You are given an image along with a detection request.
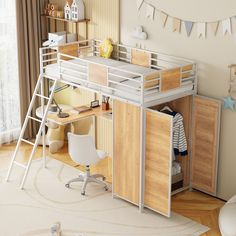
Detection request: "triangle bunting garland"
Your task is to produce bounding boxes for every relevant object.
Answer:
[137,0,144,10]
[222,18,232,35]
[210,21,219,35]
[146,4,154,20]
[137,1,236,38]
[160,12,168,27]
[184,21,194,37]
[173,18,181,32]
[197,23,206,38]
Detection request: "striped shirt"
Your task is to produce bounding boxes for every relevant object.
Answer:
[172,112,188,156]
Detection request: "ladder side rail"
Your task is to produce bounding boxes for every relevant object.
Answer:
[5,76,43,182]
[19,79,58,189]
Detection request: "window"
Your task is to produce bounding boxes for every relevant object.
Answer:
[0,0,20,144]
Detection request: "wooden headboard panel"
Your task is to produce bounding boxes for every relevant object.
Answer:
[58,44,79,60]
[131,49,150,68]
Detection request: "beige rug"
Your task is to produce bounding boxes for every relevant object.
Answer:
[0,158,209,236]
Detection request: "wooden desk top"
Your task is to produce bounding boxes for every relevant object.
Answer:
[47,107,112,125]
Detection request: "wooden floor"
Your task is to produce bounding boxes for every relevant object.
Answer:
[0,142,224,236]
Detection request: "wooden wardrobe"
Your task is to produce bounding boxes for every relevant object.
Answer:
[113,95,221,217]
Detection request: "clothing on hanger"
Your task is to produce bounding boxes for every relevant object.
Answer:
[172,112,188,156]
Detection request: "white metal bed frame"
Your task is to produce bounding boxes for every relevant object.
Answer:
[6,39,197,215]
[40,39,197,107]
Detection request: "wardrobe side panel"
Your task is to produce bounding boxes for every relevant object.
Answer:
[113,100,140,204]
[145,110,172,217]
[191,96,221,195]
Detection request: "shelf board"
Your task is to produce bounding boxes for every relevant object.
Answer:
[41,14,90,24]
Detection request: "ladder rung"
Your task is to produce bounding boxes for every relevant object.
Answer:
[36,94,49,100]
[28,116,42,123]
[21,139,35,146]
[13,161,27,169]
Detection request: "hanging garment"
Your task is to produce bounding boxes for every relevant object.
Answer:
[172,112,188,156]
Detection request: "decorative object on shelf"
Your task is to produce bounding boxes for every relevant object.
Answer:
[100,39,113,58]
[44,3,51,16]
[137,0,236,38]
[56,11,64,19]
[90,100,100,108]
[102,96,110,111]
[132,25,148,40]
[64,0,72,20]
[43,32,66,47]
[222,65,236,111]
[71,0,85,21]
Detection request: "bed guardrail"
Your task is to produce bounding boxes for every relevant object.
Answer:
[39,39,197,106]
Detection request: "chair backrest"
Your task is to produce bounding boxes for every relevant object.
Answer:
[67,133,100,166]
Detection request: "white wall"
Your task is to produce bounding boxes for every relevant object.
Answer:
[120,0,236,200]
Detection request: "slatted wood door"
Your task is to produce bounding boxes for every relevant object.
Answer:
[145,109,173,217]
[113,100,140,205]
[191,96,221,196]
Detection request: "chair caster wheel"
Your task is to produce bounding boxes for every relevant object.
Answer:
[65,184,70,188]
[81,191,85,195]
[104,186,109,191]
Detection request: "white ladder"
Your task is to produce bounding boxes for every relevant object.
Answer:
[5,75,58,189]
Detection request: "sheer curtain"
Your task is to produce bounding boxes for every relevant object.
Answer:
[0,0,20,144]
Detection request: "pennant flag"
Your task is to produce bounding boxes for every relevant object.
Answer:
[146,4,154,20]
[137,0,144,10]
[197,23,206,38]
[222,18,231,35]
[160,12,168,27]
[210,21,219,35]
[184,21,193,37]
[173,18,181,32]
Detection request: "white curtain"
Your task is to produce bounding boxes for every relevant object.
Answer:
[0,0,20,144]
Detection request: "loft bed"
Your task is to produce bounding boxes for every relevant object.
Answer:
[40,39,197,107]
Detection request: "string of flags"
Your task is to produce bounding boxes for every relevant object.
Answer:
[137,0,235,38]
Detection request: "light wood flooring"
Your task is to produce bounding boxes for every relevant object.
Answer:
[0,142,225,236]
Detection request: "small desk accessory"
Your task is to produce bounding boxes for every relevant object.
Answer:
[90,100,100,108]
[74,106,92,114]
[102,96,110,110]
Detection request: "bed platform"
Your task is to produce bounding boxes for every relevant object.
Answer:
[41,39,197,106]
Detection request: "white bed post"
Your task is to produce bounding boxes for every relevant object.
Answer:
[139,75,146,213]
[39,47,47,168]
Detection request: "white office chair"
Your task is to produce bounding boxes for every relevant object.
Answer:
[65,132,108,195]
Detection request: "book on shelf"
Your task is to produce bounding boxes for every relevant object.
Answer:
[73,106,92,114]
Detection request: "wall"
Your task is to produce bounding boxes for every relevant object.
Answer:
[120,0,236,200]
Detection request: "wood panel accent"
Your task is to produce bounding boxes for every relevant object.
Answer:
[191,96,221,195]
[145,110,172,217]
[113,100,140,204]
[58,44,78,60]
[144,72,160,88]
[161,68,181,92]
[131,49,150,67]
[88,63,108,86]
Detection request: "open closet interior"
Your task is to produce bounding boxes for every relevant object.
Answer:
[149,95,192,194]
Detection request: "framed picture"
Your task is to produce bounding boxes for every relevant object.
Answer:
[90,100,100,108]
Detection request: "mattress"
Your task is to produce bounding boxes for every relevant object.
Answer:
[44,56,194,103]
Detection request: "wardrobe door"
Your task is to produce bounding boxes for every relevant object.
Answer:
[191,96,221,196]
[145,109,173,217]
[113,100,140,205]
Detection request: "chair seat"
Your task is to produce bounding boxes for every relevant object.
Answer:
[97,150,107,159]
